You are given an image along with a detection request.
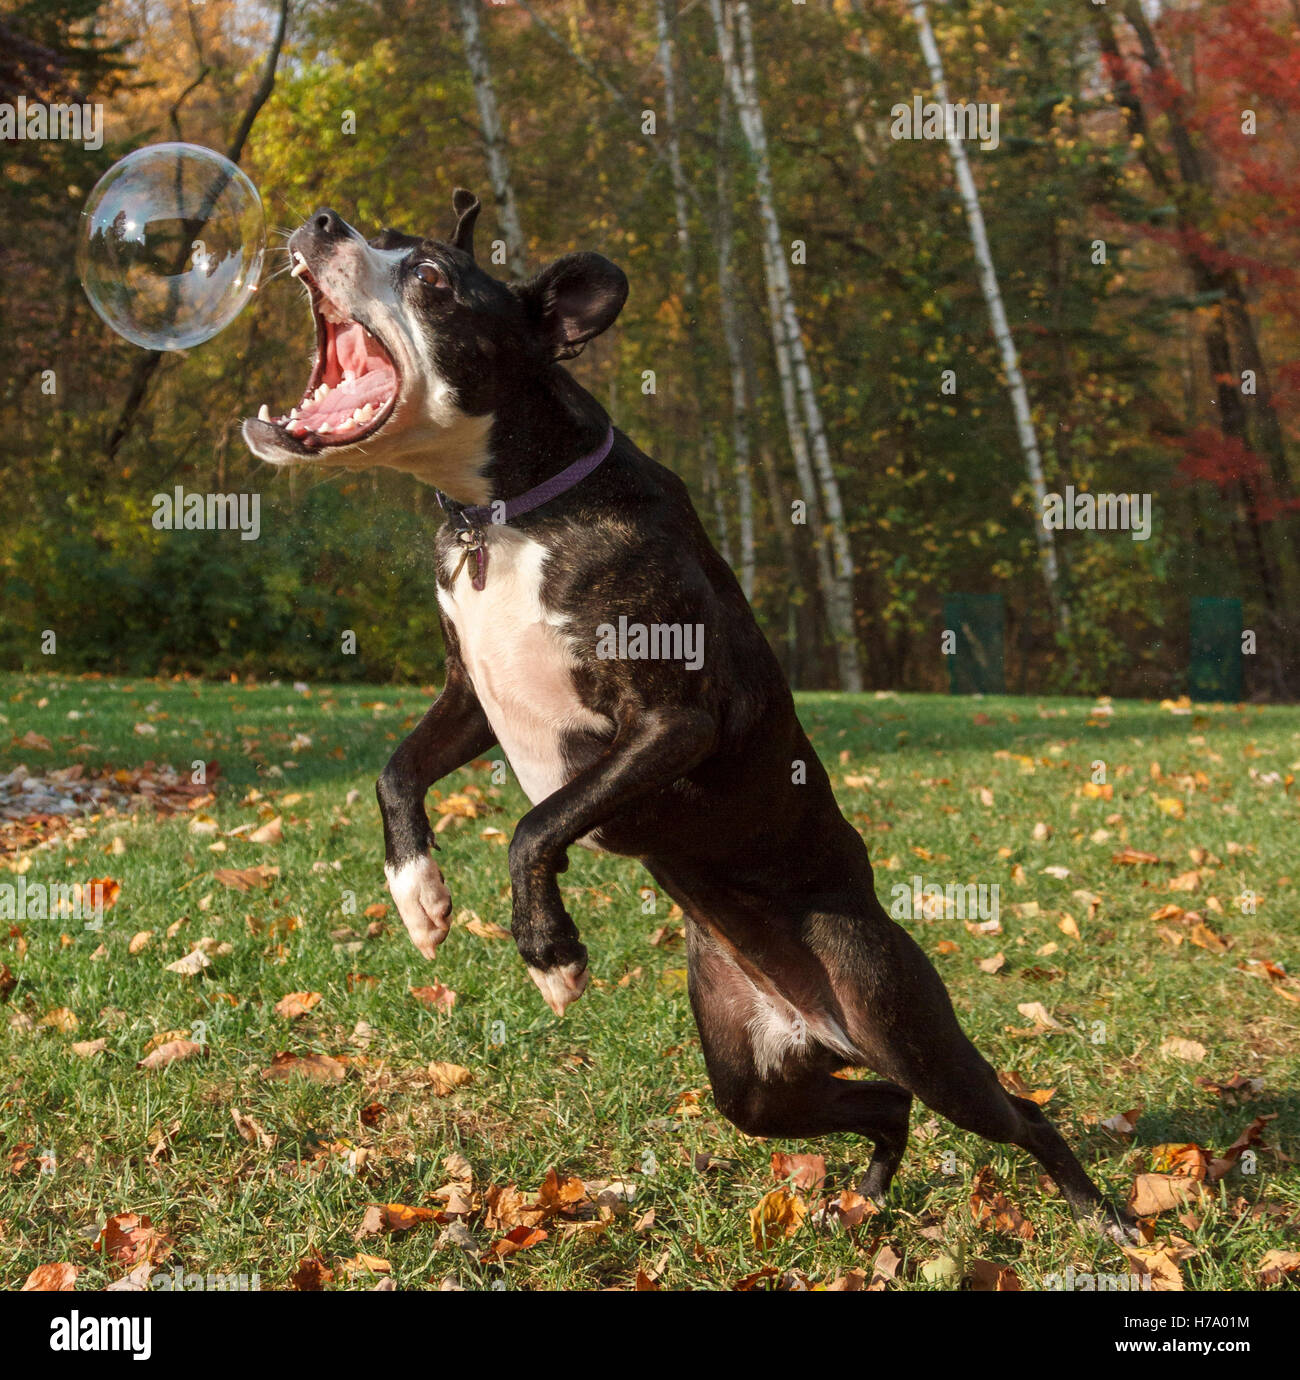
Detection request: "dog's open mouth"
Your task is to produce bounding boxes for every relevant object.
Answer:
[253,253,400,451]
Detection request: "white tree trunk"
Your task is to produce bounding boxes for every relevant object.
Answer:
[655,0,731,563]
[714,82,756,600]
[907,0,1067,633]
[456,0,527,281]
[712,0,863,690]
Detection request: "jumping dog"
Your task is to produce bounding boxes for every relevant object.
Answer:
[244,191,1116,1224]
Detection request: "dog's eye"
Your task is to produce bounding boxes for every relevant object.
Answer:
[414,261,448,289]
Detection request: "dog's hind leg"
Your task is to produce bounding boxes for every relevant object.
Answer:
[829,917,1110,1219]
[686,923,913,1203]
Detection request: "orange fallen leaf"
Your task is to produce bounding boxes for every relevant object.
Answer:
[770,1152,826,1193]
[410,982,457,1012]
[137,1039,204,1070]
[749,1187,807,1250]
[273,991,322,1019]
[261,1051,346,1083]
[22,1262,78,1291]
[95,1212,172,1266]
[426,1061,473,1096]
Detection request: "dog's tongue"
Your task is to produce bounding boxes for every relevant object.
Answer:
[335,320,383,378]
[296,319,397,430]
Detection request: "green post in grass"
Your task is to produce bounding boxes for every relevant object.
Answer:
[1189,596,1243,702]
[942,593,1005,695]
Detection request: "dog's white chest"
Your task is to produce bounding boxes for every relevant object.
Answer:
[436,529,608,804]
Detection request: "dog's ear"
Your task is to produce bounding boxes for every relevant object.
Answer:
[450,188,481,258]
[517,252,628,359]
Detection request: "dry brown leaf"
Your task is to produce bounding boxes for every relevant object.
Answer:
[410,982,457,1012]
[770,1152,826,1193]
[212,864,279,892]
[970,1167,1034,1239]
[426,1061,473,1096]
[95,1212,172,1266]
[22,1262,78,1291]
[261,1051,346,1083]
[273,991,322,1019]
[749,1187,807,1250]
[1160,1036,1207,1063]
[247,816,283,844]
[136,1039,203,1070]
[1129,1174,1206,1216]
[1257,1249,1300,1286]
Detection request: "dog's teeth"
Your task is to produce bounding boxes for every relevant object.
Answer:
[289,407,299,419]
[257,404,271,422]
[314,384,329,401]
[317,421,332,434]
[289,252,307,279]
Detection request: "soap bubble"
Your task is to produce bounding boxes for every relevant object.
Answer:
[77,142,265,351]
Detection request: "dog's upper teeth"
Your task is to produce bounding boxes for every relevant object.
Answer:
[290,252,308,279]
[257,404,271,422]
[314,384,330,401]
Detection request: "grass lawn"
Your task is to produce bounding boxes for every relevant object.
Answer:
[1,673,1297,1291]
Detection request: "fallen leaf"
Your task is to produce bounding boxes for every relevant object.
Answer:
[1257,1249,1300,1287]
[1160,1037,1207,1063]
[970,1167,1034,1239]
[22,1262,78,1291]
[95,1212,172,1266]
[137,1039,204,1070]
[261,1051,346,1083]
[749,1187,807,1250]
[410,982,457,1012]
[770,1152,826,1193]
[1129,1174,1205,1216]
[248,816,283,844]
[273,991,322,1019]
[212,864,279,892]
[426,1061,473,1096]
[70,1038,107,1058]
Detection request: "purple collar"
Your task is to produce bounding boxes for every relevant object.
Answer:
[435,424,615,591]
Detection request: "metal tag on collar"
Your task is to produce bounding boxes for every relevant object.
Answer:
[451,525,488,591]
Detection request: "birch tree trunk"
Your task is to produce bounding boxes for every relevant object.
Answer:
[907,0,1067,635]
[655,0,731,563]
[710,0,863,690]
[714,82,756,600]
[456,0,527,281]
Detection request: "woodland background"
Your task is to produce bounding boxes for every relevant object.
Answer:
[1,0,1298,695]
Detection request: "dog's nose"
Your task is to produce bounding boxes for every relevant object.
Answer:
[309,207,348,238]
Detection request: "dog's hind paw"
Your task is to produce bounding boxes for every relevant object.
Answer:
[528,960,589,1017]
[385,855,453,960]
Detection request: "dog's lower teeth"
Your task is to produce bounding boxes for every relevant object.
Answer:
[317,421,332,434]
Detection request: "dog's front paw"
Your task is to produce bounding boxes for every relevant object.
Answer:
[527,959,589,1017]
[385,855,453,960]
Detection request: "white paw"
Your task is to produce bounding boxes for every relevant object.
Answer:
[527,961,589,1017]
[385,856,452,960]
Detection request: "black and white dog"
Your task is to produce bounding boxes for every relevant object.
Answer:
[244,192,1115,1222]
